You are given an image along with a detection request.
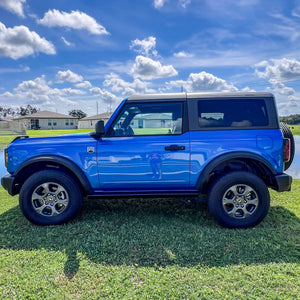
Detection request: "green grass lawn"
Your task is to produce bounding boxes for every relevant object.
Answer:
[0,129,91,147]
[0,185,299,299]
[289,125,300,136]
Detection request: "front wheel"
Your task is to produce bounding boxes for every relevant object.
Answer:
[19,170,82,225]
[207,172,270,228]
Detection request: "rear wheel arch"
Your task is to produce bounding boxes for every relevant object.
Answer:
[196,152,277,194]
[15,156,91,195]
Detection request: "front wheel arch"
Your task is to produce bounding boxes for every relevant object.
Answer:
[14,155,92,195]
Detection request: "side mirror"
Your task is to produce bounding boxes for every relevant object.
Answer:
[95,120,105,135]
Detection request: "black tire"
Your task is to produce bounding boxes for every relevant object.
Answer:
[19,170,82,225]
[207,171,270,228]
[280,123,295,171]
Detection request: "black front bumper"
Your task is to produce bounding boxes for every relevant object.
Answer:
[273,173,293,192]
[1,174,19,196]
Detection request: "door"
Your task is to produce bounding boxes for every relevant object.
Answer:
[97,101,190,191]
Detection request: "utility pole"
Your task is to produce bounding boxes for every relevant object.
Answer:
[96,101,98,115]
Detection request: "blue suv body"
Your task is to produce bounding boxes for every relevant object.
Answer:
[1,92,293,228]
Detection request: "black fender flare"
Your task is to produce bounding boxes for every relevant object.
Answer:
[15,155,92,193]
[196,151,277,193]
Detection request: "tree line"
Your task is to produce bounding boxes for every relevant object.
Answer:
[0,104,40,118]
[0,105,87,119]
[279,114,300,125]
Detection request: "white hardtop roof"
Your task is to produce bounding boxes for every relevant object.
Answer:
[127,92,274,101]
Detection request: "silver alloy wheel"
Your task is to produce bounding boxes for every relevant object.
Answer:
[222,184,259,219]
[31,182,69,217]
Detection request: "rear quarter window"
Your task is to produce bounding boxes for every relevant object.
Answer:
[198,99,269,128]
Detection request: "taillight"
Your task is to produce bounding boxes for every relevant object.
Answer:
[283,138,291,162]
[4,148,8,168]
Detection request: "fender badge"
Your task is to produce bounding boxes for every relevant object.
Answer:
[87,147,95,153]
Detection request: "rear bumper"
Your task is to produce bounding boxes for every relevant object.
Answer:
[273,173,293,192]
[1,174,19,196]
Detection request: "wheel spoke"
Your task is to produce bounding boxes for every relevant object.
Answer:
[227,206,239,218]
[242,185,253,197]
[54,186,65,197]
[223,196,234,205]
[41,183,50,195]
[231,186,239,197]
[58,198,68,204]
[34,204,47,215]
[50,206,59,216]
[247,197,258,206]
[32,192,45,202]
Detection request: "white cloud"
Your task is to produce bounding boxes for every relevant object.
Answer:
[173,51,194,58]
[75,81,92,89]
[62,88,86,95]
[0,0,26,17]
[189,72,238,92]
[179,0,191,8]
[130,36,158,57]
[38,9,109,35]
[166,71,238,92]
[13,75,76,105]
[0,91,14,99]
[56,70,83,83]
[103,73,154,96]
[0,22,55,60]
[277,99,300,116]
[132,55,178,80]
[255,58,300,97]
[61,36,73,47]
[153,0,168,9]
[256,58,300,82]
[153,0,190,9]
[90,87,119,104]
[241,86,256,92]
[254,60,269,68]
[269,79,295,96]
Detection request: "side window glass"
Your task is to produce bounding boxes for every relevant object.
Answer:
[108,102,183,136]
[198,99,269,128]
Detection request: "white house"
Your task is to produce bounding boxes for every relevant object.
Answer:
[15,111,78,130]
[78,112,113,129]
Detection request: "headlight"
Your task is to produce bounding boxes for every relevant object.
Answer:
[4,148,8,168]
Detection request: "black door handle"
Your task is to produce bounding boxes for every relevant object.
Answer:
[165,145,185,151]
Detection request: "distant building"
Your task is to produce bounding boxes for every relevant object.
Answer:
[78,112,173,130]
[130,113,172,129]
[15,111,78,130]
[78,112,113,129]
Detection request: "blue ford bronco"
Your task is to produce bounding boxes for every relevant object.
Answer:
[1,92,294,228]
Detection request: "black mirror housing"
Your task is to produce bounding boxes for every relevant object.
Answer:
[95,120,105,135]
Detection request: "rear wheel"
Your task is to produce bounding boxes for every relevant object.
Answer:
[19,170,82,225]
[208,171,270,228]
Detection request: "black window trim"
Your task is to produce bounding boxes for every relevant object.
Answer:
[188,96,279,131]
[105,100,188,138]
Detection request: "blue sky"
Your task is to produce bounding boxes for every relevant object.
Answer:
[1,0,300,116]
